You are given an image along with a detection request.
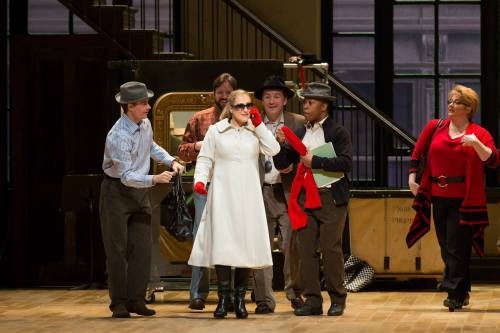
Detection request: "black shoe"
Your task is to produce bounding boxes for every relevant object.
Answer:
[443,298,463,312]
[294,304,323,316]
[327,303,345,316]
[112,304,131,318]
[290,297,304,310]
[255,303,274,314]
[443,292,469,308]
[188,298,205,310]
[126,302,156,316]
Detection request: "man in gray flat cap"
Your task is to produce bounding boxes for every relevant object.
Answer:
[100,81,184,318]
[273,82,352,317]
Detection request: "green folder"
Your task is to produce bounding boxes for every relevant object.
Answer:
[311,142,344,187]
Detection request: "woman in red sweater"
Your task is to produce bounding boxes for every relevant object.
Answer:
[406,84,498,311]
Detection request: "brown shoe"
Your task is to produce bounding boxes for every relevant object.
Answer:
[126,302,156,316]
[189,298,205,310]
[112,304,131,318]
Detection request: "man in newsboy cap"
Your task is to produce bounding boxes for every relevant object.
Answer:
[273,82,353,317]
[100,81,184,318]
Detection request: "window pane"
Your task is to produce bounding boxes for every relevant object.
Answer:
[29,0,69,34]
[393,79,435,136]
[333,0,374,33]
[73,15,96,34]
[439,5,480,74]
[332,37,375,103]
[440,79,481,122]
[394,5,435,74]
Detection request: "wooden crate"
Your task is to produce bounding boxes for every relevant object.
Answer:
[349,197,443,277]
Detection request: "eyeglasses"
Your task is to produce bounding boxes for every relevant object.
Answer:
[232,102,254,111]
[447,99,468,106]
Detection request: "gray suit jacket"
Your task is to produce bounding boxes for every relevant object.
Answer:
[259,111,306,200]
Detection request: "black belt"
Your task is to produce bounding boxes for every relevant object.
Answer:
[104,174,121,182]
[431,175,465,188]
[263,183,282,188]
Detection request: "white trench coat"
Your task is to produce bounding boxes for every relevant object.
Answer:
[188,118,280,268]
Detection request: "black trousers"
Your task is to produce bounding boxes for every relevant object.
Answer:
[432,196,472,301]
[99,177,152,310]
[298,190,347,306]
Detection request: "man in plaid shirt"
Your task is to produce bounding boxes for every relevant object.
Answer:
[178,73,237,311]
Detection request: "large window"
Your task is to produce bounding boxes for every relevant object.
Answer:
[332,0,481,136]
[332,0,375,104]
[394,0,481,136]
[331,0,483,187]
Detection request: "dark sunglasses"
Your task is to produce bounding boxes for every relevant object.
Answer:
[232,102,254,111]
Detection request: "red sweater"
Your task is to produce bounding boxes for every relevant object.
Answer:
[428,127,467,197]
[406,119,499,255]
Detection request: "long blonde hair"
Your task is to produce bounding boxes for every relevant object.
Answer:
[219,89,251,120]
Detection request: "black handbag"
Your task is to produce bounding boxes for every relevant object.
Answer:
[161,174,193,242]
[415,119,444,184]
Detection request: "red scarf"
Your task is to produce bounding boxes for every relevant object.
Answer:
[406,121,499,256]
[281,126,322,230]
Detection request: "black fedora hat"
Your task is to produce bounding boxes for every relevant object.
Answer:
[115,81,154,104]
[255,75,294,100]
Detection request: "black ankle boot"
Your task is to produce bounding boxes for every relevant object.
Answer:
[234,288,248,318]
[234,268,249,319]
[214,265,232,319]
[214,285,231,318]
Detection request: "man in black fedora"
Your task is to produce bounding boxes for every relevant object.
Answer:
[273,82,352,316]
[252,75,305,314]
[100,81,184,318]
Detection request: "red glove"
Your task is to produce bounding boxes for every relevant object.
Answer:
[194,182,208,195]
[249,107,262,127]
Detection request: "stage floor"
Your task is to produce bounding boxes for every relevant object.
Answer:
[2,286,500,333]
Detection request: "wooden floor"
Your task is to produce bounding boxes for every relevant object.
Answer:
[2,286,500,333]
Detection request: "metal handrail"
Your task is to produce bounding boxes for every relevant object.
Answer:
[325,71,416,148]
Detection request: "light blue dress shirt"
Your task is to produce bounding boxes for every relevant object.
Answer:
[103,113,175,188]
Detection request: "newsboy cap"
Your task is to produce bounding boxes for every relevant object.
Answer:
[115,81,154,104]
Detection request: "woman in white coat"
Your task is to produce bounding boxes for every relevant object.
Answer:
[189,89,280,319]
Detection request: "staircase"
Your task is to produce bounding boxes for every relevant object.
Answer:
[60,0,416,188]
[58,0,192,60]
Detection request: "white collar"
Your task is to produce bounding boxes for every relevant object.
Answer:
[214,118,255,133]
